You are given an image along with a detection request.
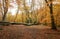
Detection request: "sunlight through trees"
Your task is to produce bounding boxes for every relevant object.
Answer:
[0,0,60,29]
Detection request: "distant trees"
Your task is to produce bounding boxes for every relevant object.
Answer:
[0,0,59,27]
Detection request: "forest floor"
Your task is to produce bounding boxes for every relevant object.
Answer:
[0,25,60,39]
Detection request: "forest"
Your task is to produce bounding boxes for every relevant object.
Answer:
[0,0,60,29]
[0,0,60,39]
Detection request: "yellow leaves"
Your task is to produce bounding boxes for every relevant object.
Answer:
[25,5,30,10]
[0,0,60,25]
[19,6,24,11]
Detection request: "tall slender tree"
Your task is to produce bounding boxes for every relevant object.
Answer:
[2,0,8,21]
[14,0,20,22]
[45,0,57,30]
[23,0,30,23]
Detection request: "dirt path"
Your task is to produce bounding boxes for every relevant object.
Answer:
[0,25,60,39]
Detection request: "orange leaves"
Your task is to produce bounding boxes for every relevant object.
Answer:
[16,0,21,5]
[0,3,2,7]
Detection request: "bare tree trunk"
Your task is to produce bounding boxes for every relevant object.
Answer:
[14,6,19,22]
[49,1,57,30]
[45,0,57,30]
[2,0,8,21]
[23,0,30,23]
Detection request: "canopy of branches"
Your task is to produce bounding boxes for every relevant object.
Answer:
[0,0,60,26]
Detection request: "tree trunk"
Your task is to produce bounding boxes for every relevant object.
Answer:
[2,12,7,21]
[45,0,57,30]
[2,0,8,21]
[49,1,57,30]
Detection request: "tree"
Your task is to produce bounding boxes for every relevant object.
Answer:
[14,0,20,22]
[2,0,9,21]
[45,0,57,30]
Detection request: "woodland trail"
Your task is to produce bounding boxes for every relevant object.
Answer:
[0,25,60,39]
